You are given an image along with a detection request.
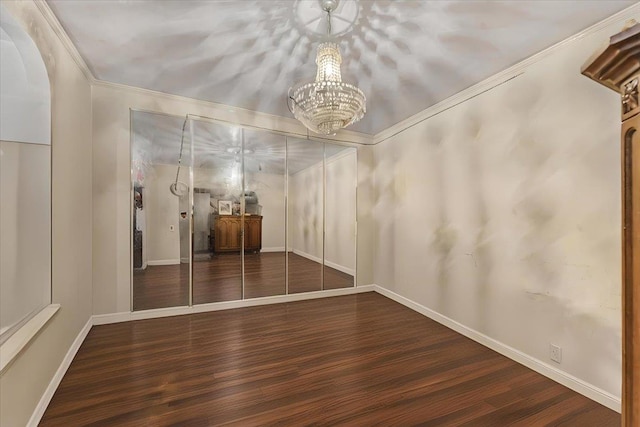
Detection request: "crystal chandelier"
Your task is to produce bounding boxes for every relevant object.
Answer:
[288,0,366,135]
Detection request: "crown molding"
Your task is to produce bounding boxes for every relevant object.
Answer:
[373,3,640,145]
[33,0,96,84]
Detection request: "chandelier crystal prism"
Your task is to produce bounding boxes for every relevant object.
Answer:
[288,0,366,135]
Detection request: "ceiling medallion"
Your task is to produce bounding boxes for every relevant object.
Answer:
[288,0,366,135]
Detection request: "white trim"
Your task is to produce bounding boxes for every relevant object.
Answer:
[93,285,374,325]
[147,259,180,266]
[33,0,95,84]
[0,304,60,373]
[292,248,355,276]
[324,260,355,277]
[372,3,640,144]
[292,248,322,264]
[325,148,355,165]
[372,285,622,413]
[26,317,92,427]
[261,246,286,253]
[288,148,355,178]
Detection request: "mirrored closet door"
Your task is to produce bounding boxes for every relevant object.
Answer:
[131,111,191,310]
[323,143,357,290]
[131,112,356,311]
[191,120,244,304]
[286,137,324,293]
[242,129,286,298]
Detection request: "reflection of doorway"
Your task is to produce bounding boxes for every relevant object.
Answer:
[582,22,639,426]
[133,185,144,269]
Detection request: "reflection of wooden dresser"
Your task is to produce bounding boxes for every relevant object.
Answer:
[213,215,262,253]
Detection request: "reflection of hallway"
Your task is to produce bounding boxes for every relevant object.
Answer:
[133,253,354,311]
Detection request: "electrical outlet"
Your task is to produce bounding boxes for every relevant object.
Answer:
[550,344,562,363]
[169,225,175,232]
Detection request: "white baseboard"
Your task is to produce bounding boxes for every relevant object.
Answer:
[324,259,355,276]
[372,285,622,413]
[93,285,375,325]
[291,249,355,276]
[261,246,285,253]
[291,248,321,263]
[147,259,180,266]
[27,317,93,427]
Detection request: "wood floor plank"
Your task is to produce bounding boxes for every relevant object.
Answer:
[40,293,619,426]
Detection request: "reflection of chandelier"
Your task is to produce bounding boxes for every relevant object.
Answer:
[288,0,366,135]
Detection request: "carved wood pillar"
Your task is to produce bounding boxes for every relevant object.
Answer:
[582,21,639,426]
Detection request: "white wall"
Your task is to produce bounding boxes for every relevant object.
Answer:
[356,145,374,285]
[0,1,93,426]
[372,13,634,399]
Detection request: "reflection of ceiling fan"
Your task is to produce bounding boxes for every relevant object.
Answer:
[294,0,359,38]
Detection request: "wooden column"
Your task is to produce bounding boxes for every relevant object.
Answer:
[582,21,639,426]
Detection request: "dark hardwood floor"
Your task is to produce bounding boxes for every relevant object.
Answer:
[133,252,354,311]
[41,293,619,426]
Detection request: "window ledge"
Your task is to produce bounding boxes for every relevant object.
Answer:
[0,304,60,373]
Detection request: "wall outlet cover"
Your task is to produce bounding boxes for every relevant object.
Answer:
[550,344,562,363]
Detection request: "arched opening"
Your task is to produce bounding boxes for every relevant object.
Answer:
[0,4,52,347]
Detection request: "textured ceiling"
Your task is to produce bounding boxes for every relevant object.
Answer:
[50,0,634,135]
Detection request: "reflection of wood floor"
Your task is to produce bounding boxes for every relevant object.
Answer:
[133,252,353,311]
[41,293,619,426]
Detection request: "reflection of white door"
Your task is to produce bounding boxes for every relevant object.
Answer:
[193,193,210,252]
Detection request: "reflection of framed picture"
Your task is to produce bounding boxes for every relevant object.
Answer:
[218,200,232,215]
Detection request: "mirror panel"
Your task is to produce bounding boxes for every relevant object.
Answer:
[242,129,286,298]
[191,120,243,304]
[131,111,190,310]
[131,112,358,307]
[0,141,51,340]
[287,137,324,293]
[323,143,357,289]
[0,4,52,344]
